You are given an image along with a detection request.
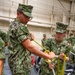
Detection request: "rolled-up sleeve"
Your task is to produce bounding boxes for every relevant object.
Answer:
[17,25,30,43]
[0,52,5,59]
[0,39,5,59]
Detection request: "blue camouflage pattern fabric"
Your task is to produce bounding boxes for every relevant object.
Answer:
[40,38,72,75]
[7,19,32,75]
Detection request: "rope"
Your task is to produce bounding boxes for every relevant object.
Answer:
[34,40,57,63]
[33,40,56,75]
[61,54,66,75]
[33,39,66,75]
[56,54,66,75]
[34,40,47,51]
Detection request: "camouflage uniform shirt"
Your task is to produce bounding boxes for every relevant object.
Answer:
[68,35,75,46]
[7,19,32,75]
[68,35,75,63]
[0,29,6,75]
[40,38,71,75]
[41,38,47,47]
[0,29,6,59]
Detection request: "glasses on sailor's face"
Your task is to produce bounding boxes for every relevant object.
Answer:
[22,13,33,21]
[26,16,33,21]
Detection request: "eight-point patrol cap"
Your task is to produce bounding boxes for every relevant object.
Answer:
[18,3,33,18]
[56,22,68,33]
[43,34,46,37]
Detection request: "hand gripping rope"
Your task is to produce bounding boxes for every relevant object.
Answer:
[56,54,66,75]
[33,39,67,75]
[33,40,56,75]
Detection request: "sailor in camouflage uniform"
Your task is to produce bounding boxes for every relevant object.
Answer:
[68,32,75,63]
[41,34,47,47]
[68,28,75,46]
[67,27,75,74]
[34,34,47,72]
[0,29,7,75]
[40,22,71,75]
[7,3,55,75]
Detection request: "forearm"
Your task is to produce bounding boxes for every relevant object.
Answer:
[27,45,52,59]
[0,60,4,75]
[22,39,55,60]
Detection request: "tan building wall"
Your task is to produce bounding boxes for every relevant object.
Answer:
[0,0,75,45]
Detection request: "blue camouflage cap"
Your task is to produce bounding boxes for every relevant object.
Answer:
[18,3,33,18]
[56,22,68,33]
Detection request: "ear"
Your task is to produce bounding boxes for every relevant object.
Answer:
[17,12,20,16]
[17,12,21,18]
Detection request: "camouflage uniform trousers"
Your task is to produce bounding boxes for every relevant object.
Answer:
[39,62,53,75]
[13,73,26,75]
[13,73,30,75]
[39,60,65,75]
[11,69,31,75]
